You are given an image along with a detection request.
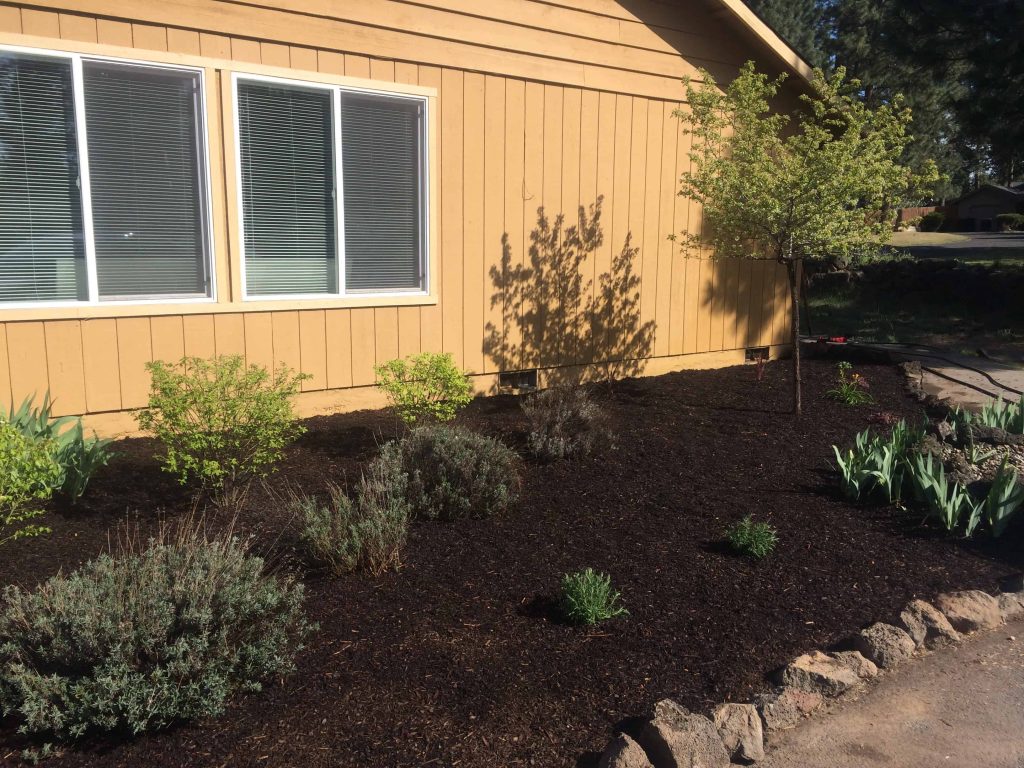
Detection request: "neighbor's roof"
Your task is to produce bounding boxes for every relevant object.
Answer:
[956,182,1024,203]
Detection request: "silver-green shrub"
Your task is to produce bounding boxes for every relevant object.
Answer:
[296,461,411,576]
[522,385,609,461]
[0,528,313,743]
[559,568,628,625]
[376,425,519,521]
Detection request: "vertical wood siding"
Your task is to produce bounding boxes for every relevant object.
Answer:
[0,0,793,420]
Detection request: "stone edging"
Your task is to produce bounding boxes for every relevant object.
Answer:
[596,580,1024,767]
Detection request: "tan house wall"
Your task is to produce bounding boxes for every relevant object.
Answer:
[0,0,798,436]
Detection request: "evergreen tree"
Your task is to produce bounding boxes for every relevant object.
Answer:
[745,0,827,68]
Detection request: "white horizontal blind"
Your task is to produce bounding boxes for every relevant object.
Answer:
[0,53,88,303]
[238,81,337,296]
[83,62,208,299]
[341,93,422,292]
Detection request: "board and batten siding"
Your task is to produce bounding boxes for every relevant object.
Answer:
[0,0,794,434]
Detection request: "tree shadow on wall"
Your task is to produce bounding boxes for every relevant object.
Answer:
[483,196,655,387]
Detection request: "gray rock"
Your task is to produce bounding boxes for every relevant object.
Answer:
[712,703,764,763]
[997,591,1024,622]
[935,590,1003,633]
[779,651,861,696]
[599,733,655,768]
[854,623,916,669]
[898,599,962,650]
[755,687,824,732]
[637,700,730,768]
[830,650,879,680]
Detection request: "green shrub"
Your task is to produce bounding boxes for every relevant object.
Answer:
[374,353,473,426]
[977,395,1024,435]
[832,421,924,503]
[724,515,778,558]
[995,213,1024,232]
[522,385,609,461]
[295,463,411,576]
[7,393,113,502]
[826,361,873,406]
[0,421,63,546]
[559,568,628,625]
[376,425,519,521]
[137,356,308,504]
[0,527,313,743]
[919,211,945,231]
[983,458,1024,538]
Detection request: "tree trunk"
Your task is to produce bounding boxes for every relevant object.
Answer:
[786,258,802,416]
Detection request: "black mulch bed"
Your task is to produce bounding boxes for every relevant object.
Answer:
[2,359,1022,767]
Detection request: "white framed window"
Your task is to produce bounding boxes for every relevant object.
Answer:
[0,45,215,307]
[233,73,429,299]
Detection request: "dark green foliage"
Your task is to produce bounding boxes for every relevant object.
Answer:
[559,568,628,626]
[0,528,313,743]
[522,385,609,461]
[724,515,779,559]
[295,462,411,576]
[996,213,1024,232]
[745,0,827,68]
[376,425,520,521]
[918,212,945,232]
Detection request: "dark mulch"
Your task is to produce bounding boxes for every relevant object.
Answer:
[2,360,1021,767]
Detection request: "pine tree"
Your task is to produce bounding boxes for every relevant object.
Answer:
[745,0,827,68]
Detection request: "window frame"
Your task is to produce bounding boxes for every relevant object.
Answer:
[231,71,431,302]
[0,43,218,310]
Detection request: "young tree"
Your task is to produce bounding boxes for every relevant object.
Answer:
[675,62,932,414]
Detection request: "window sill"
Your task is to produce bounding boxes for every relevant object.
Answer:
[0,292,438,322]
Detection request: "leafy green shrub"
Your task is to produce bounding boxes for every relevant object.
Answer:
[0,421,63,546]
[7,393,112,502]
[376,425,519,521]
[559,568,627,625]
[919,211,945,232]
[0,527,313,743]
[137,356,308,503]
[906,451,980,532]
[978,395,1024,435]
[522,385,609,461]
[295,462,411,576]
[826,361,873,406]
[995,213,1024,232]
[724,515,778,558]
[374,353,473,426]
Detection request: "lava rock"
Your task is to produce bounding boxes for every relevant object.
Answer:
[830,650,879,680]
[779,651,861,697]
[854,623,916,669]
[638,700,730,768]
[935,590,1003,633]
[712,703,764,763]
[898,599,962,650]
[599,733,655,768]
[755,687,824,732]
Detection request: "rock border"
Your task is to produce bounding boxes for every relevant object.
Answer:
[596,584,1024,767]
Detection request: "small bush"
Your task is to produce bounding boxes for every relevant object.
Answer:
[0,527,313,743]
[919,211,945,232]
[559,568,627,625]
[7,393,113,502]
[295,463,411,576]
[374,353,473,426]
[137,356,308,503]
[826,361,873,406]
[376,425,519,521]
[522,385,609,461]
[995,213,1024,232]
[724,515,778,559]
[0,421,63,546]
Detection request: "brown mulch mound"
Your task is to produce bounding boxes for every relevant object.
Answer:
[1,359,1020,767]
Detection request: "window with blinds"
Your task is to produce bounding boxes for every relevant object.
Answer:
[236,77,426,297]
[0,48,211,306]
[0,53,87,303]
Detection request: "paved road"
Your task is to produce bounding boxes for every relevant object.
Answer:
[760,619,1024,768]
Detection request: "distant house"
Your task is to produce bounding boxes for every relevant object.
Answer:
[954,183,1024,231]
[0,0,811,436]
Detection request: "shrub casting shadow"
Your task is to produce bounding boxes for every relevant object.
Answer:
[483,197,655,388]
